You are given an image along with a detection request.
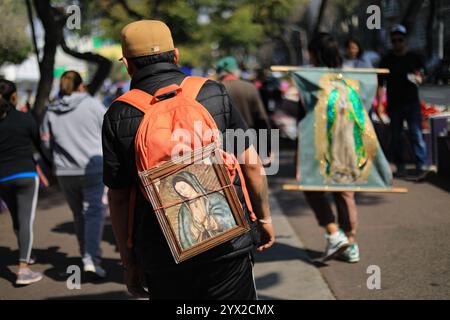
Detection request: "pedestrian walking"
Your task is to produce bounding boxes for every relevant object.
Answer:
[40,71,107,278]
[377,25,428,180]
[303,33,360,263]
[343,37,373,69]
[216,57,271,131]
[103,20,274,300]
[217,57,272,163]
[0,79,45,285]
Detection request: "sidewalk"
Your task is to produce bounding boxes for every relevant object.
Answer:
[253,194,334,300]
[0,185,334,300]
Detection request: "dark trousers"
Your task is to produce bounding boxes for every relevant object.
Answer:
[389,102,428,170]
[304,191,358,237]
[0,177,39,263]
[145,254,257,300]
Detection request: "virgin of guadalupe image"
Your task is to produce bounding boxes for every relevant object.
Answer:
[172,171,236,250]
[315,75,377,184]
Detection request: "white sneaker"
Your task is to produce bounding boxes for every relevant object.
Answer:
[83,256,106,278]
[323,229,350,261]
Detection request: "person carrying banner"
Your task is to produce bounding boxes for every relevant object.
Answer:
[103,20,274,300]
[303,33,360,263]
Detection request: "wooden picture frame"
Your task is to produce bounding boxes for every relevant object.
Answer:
[139,143,250,264]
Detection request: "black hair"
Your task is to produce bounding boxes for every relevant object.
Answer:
[345,37,364,59]
[130,50,176,69]
[0,79,17,119]
[59,70,83,97]
[0,79,17,102]
[308,32,343,68]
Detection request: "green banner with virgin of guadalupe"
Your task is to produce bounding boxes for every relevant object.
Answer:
[292,68,393,190]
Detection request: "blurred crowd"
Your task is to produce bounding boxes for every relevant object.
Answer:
[0,21,447,291]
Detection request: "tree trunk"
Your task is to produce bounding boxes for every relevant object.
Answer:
[32,0,63,122]
[32,0,112,121]
[314,0,329,34]
[25,0,40,63]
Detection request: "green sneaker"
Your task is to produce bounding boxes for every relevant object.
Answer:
[339,243,360,263]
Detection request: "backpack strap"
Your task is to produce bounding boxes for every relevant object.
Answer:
[180,76,208,100]
[114,89,154,248]
[114,89,153,113]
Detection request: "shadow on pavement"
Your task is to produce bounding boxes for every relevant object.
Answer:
[254,242,327,268]
[51,218,118,250]
[0,246,124,287]
[426,172,450,193]
[255,272,280,291]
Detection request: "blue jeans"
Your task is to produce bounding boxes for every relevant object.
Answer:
[389,101,428,171]
[58,174,105,265]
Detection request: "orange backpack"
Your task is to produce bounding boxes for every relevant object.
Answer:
[115,76,256,247]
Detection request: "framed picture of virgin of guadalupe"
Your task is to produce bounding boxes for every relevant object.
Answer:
[139,143,250,264]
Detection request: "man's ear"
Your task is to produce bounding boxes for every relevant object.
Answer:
[122,57,135,77]
[10,92,18,107]
[174,48,179,65]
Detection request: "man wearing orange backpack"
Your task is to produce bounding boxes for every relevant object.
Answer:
[102,20,274,300]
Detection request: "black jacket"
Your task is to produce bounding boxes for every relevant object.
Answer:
[0,108,40,179]
[102,63,257,272]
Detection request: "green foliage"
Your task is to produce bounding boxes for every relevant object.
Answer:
[0,0,32,66]
[333,0,361,17]
[208,4,265,53]
[251,0,300,37]
[88,0,302,67]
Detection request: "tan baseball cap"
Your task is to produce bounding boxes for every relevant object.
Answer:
[120,20,174,60]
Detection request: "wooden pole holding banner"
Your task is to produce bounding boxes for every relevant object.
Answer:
[282,184,408,193]
[271,66,390,74]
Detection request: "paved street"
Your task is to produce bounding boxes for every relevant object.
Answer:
[1,146,449,300]
[270,148,450,300]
